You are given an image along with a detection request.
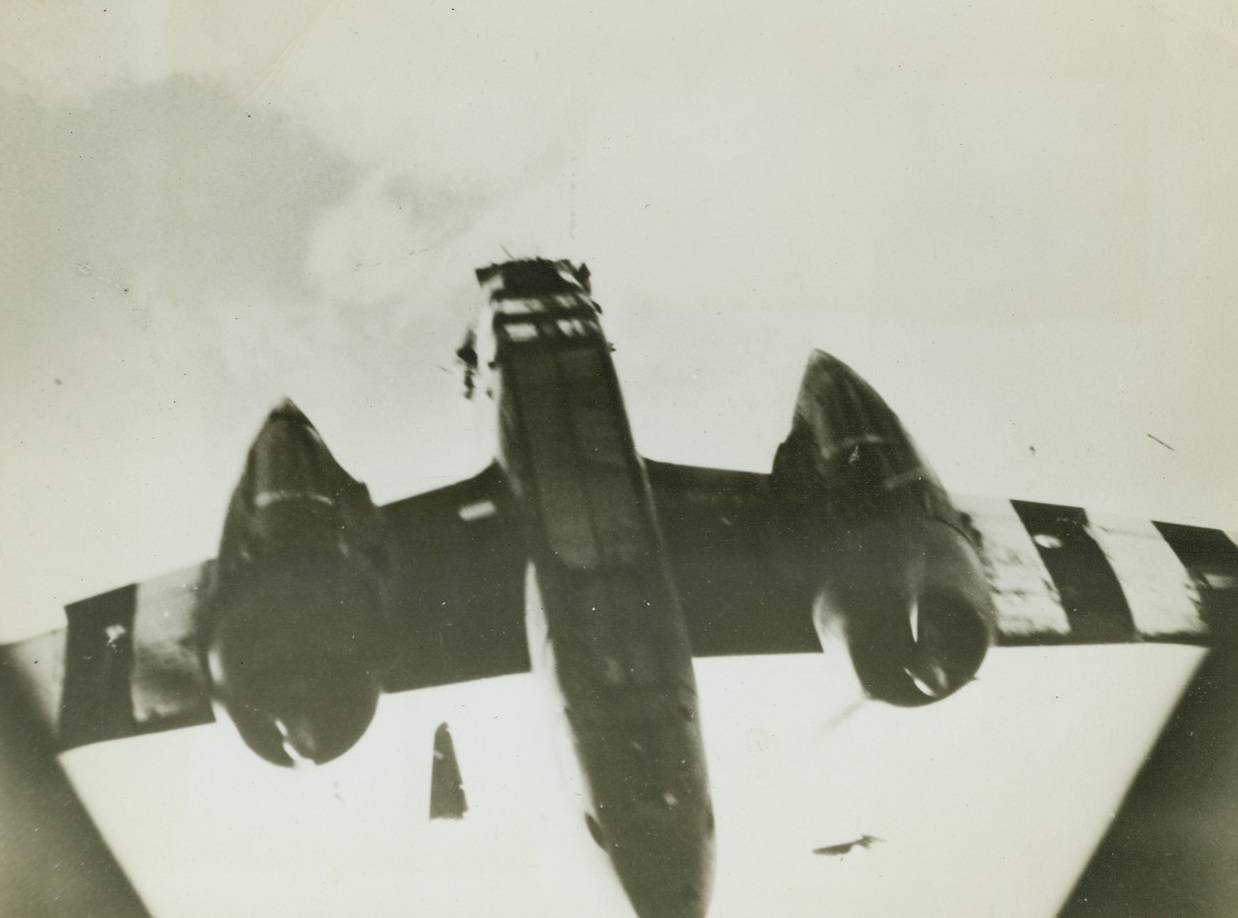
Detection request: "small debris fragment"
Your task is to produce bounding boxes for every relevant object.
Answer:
[430,722,468,820]
[814,835,882,857]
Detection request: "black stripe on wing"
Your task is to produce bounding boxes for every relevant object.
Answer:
[60,585,141,749]
[1010,500,1137,643]
[1153,522,1238,639]
[59,583,216,751]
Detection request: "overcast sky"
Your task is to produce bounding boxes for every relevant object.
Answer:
[2,1,1237,915]
[3,0,1237,641]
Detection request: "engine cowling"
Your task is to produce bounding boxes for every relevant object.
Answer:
[206,400,387,765]
[771,351,995,706]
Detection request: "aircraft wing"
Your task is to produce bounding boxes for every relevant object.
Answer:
[0,465,532,754]
[644,461,820,657]
[645,460,1236,650]
[8,459,1236,755]
[373,464,529,691]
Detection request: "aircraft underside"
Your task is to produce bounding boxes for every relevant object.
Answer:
[4,259,1236,918]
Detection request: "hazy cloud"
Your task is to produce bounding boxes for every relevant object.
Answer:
[0,76,354,341]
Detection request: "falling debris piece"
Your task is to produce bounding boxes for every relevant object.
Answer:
[813,834,882,857]
[430,722,468,820]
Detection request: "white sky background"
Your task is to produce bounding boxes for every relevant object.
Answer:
[1,1,1237,916]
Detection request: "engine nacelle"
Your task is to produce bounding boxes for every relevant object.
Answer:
[771,351,995,706]
[206,400,387,765]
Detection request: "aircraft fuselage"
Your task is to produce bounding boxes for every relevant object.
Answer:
[474,261,714,918]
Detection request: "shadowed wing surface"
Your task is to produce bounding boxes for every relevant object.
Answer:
[6,461,1235,754]
[1,466,530,753]
[646,460,1236,650]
